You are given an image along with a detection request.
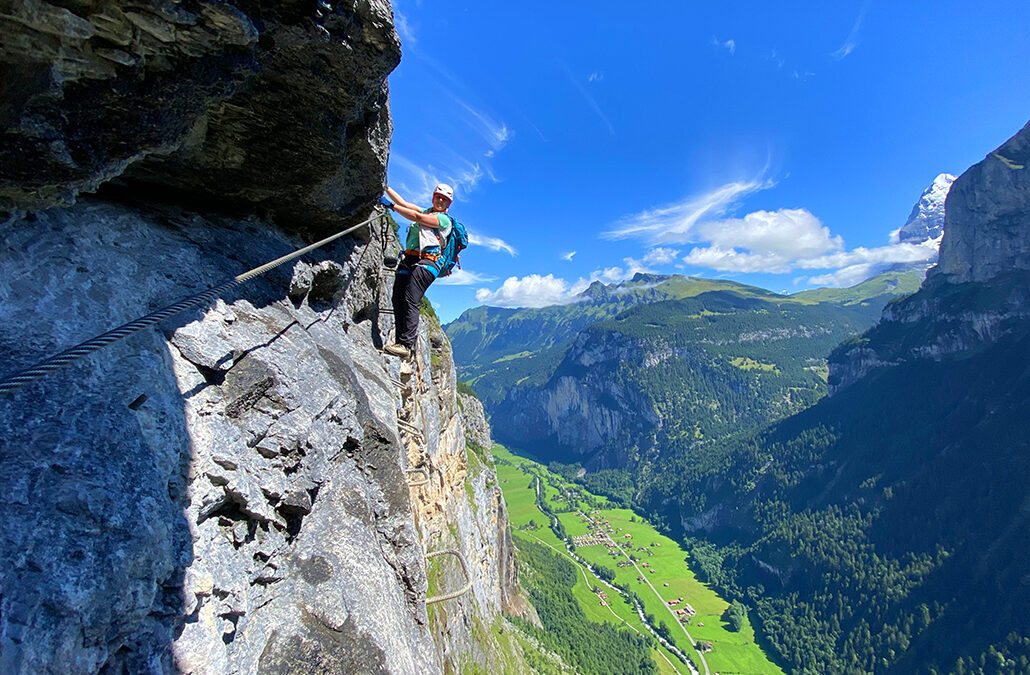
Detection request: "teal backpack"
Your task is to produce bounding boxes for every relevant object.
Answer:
[432,217,469,277]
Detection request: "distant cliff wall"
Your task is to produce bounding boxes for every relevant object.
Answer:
[830,120,1030,393]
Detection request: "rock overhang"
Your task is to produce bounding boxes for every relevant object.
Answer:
[0,0,402,239]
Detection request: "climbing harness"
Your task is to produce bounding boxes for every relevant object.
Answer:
[0,212,388,397]
[425,549,473,605]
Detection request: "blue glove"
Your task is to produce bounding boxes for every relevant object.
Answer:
[380,196,395,210]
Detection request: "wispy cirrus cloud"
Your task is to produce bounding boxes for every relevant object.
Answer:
[833,0,871,60]
[561,64,616,137]
[712,36,736,55]
[455,99,512,154]
[561,251,577,262]
[604,178,775,246]
[390,152,486,203]
[435,269,496,286]
[393,6,416,45]
[469,232,517,256]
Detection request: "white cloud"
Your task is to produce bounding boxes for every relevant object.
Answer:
[712,36,736,55]
[672,204,941,284]
[561,64,616,137]
[643,247,680,265]
[833,0,870,60]
[697,209,843,259]
[806,264,883,288]
[390,152,486,204]
[588,72,603,83]
[795,236,941,270]
[469,232,517,256]
[394,7,416,45]
[561,251,577,262]
[454,99,512,153]
[475,274,582,308]
[604,178,774,245]
[683,246,795,273]
[434,269,496,286]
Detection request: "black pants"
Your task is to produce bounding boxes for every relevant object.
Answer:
[391,259,436,349]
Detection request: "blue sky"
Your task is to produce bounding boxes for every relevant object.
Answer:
[385,0,1030,323]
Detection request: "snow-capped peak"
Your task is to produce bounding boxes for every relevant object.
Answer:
[892,173,956,245]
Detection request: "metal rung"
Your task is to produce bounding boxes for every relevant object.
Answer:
[406,467,429,487]
[397,419,422,433]
[425,549,473,605]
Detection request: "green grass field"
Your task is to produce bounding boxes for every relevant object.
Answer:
[495,447,693,674]
[494,444,785,675]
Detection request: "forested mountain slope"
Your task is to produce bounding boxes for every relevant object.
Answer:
[644,120,1030,673]
[447,271,920,471]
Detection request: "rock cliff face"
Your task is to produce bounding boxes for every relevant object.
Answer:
[493,328,661,468]
[0,2,524,673]
[1,0,398,235]
[830,121,1030,392]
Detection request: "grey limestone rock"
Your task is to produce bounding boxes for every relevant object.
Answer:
[0,0,400,236]
[457,392,492,451]
[0,200,442,674]
[0,1,528,670]
[935,121,1030,284]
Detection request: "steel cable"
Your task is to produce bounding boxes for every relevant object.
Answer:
[0,212,386,396]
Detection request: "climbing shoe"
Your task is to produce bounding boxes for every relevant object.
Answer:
[383,343,411,358]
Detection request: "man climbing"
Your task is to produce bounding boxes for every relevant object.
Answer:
[381,183,454,358]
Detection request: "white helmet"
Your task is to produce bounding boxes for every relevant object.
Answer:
[433,183,454,201]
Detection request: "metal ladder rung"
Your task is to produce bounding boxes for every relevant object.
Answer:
[406,467,429,487]
[425,549,473,605]
[397,419,422,433]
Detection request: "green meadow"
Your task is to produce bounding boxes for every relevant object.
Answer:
[493,444,784,675]
[494,446,692,674]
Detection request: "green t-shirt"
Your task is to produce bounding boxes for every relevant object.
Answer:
[405,211,453,252]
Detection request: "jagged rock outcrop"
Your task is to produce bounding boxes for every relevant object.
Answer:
[830,121,1030,393]
[0,2,526,673]
[0,0,399,235]
[457,391,492,451]
[404,321,529,671]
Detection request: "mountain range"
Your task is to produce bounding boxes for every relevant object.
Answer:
[447,269,924,471]
[446,121,1030,672]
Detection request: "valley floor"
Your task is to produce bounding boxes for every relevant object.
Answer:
[494,445,784,675]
